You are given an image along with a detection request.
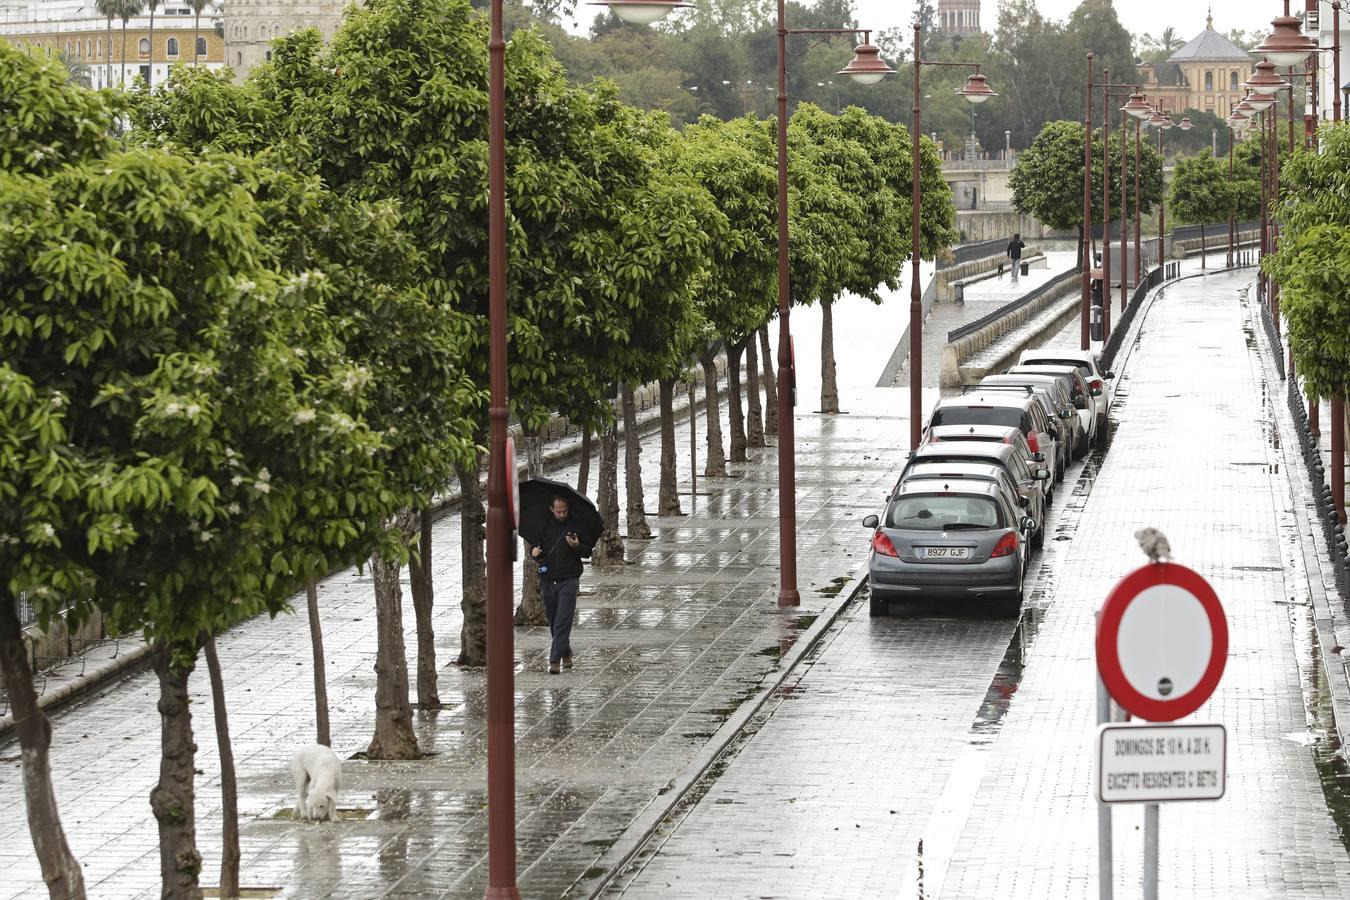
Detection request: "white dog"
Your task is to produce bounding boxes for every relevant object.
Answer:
[292,744,342,822]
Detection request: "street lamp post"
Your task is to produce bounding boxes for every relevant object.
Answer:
[909,23,995,449]
[775,8,893,607]
[1100,80,1143,329]
[1081,52,1093,352]
[1147,108,1174,272]
[484,3,687,896]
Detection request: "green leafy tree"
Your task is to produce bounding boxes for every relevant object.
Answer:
[1265,123,1350,403]
[1013,120,1163,263]
[1168,152,1231,267]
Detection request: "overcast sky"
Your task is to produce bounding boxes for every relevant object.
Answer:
[850,1,1277,43]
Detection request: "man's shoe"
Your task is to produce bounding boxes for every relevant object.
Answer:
[562,655,574,670]
[549,662,561,675]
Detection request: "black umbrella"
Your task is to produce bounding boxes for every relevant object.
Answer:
[517,477,604,550]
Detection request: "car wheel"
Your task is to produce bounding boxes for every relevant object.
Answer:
[1095,417,1109,449]
[869,592,888,618]
[1032,523,1045,551]
[995,584,1024,619]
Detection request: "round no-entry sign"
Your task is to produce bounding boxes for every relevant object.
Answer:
[1096,562,1227,721]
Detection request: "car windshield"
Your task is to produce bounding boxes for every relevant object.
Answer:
[931,407,1022,429]
[887,494,1002,531]
[1027,357,1092,377]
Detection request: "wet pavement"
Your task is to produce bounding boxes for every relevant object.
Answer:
[608,266,1350,897]
[0,375,917,898]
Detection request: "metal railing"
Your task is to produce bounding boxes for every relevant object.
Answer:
[940,238,1010,270]
[946,268,1079,343]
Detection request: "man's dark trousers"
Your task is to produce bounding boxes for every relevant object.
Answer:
[543,577,579,663]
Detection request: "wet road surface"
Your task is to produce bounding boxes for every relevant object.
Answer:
[609,267,1350,898]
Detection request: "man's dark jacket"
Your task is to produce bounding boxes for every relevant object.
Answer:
[1007,237,1026,260]
[537,516,593,582]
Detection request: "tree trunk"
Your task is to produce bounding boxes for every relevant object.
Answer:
[820,301,840,414]
[515,428,548,627]
[593,416,625,565]
[759,324,778,436]
[150,643,204,900]
[657,377,684,516]
[1076,224,1085,269]
[746,337,765,448]
[203,636,239,900]
[0,598,86,900]
[727,341,748,462]
[577,425,592,494]
[700,350,727,477]
[621,383,652,539]
[367,510,420,760]
[146,7,154,88]
[120,21,127,87]
[409,506,440,708]
[456,450,487,667]
[304,579,330,747]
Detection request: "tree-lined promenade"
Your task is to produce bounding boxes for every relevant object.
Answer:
[1,0,954,896]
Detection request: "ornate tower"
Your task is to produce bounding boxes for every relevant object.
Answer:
[222,0,350,81]
[937,0,981,37]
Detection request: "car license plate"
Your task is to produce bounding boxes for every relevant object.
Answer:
[917,547,971,560]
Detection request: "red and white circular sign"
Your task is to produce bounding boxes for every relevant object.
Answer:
[1096,562,1227,722]
[505,436,520,531]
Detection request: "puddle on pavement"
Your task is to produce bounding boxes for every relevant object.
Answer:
[969,607,1044,744]
[271,807,375,822]
[201,889,281,898]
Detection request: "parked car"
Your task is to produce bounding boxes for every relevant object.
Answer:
[1017,348,1115,446]
[975,376,1078,481]
[864,481,1035,619]
[899,461,1035,525]
[1007,364,1096,458]
[925,393,1059,492]
[899,442,1051,547]
[922,424,1037,471]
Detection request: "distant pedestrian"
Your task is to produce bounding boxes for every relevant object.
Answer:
[533,496,593,674]
[1007,233,1026,283]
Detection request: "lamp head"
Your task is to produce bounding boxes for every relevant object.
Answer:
[959,71,996,104]
[588,0,690,25]
[1243,59,1288,97]
[1254,14,1320,68]
[837,42,895,85]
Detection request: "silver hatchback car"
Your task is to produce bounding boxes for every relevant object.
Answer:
[864,481,1035,619]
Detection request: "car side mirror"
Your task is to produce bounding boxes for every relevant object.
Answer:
[1035,469,1051,481]
[1017,495,1029,508]
[1021,516,1036,532]
[1048,426,1060,440]
[863,514,879,529]
[1061,410,1074,420]
[1033,451,1046,463]
[1090,387,1103,397]
[1106,371,1116,379]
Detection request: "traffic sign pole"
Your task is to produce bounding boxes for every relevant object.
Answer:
[1095,556,1228,900]
[1096,635,1114,900]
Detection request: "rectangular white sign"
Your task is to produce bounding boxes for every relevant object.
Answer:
[1096,723,1227,804]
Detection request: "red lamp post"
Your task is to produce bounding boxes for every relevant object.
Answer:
[1101,81,1143,326]
[1146,108,1173,270]
[1121,92,1151,291]
[908,25,995,449]
[1080,52,1093,352]
[482,3,687,895]
[770,12,893,608]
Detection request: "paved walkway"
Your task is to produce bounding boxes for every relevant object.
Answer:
[0,378,914,898]
[609,267,1350,898]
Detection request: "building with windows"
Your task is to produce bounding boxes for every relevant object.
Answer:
[936,0,981,37]
[0,0,224,88]
[221,0,347,81]
[1310,0,1350,124]
[1136,14,1253,117]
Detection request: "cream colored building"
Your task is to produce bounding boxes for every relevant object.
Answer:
[221,0,347,81]
[1137,14,1253,117]
[936,0,980,37]
[0,0,224,88]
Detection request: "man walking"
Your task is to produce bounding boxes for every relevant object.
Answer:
[532,496,592,675]
[1007,233,1026,283]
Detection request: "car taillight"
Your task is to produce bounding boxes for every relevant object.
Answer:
[1026,431,1040,453]
[872,531,900,557]
[991,532,1020,558]
[1090,378,1103,391]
